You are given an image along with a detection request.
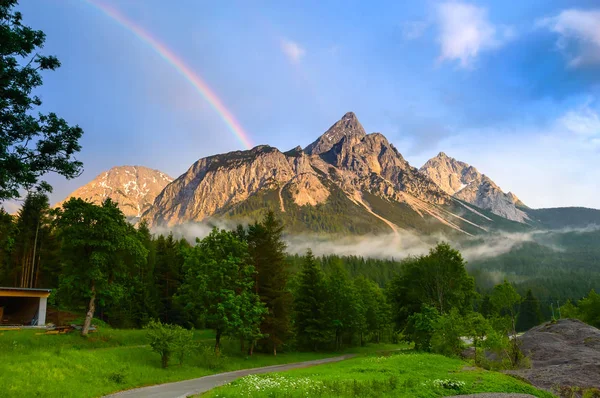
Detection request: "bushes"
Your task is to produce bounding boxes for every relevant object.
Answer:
[145,320,194,368]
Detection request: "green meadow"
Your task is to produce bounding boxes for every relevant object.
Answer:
[0,327,399,398]
[202,351,555,398]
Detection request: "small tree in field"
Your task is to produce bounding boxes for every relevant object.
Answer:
[145,320,194,368]
[490,280,524,368]
[465,312,492,366]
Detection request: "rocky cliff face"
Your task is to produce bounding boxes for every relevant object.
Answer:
[419,153,529,223]
[56,166,172,219]
[143,113,490,235]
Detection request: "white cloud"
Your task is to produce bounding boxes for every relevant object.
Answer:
[435,2,514,68]
[280,38,306,64]
[537,9,600,67]
[558,102,600,137]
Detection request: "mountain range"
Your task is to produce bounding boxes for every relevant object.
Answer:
[56,112,600,235]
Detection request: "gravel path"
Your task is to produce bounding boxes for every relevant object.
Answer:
[104,354,355,398]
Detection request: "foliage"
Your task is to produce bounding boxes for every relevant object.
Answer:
[354,276,392,344]
[388,243,475,330]
[516,289,543,332]
[145,320,194,368]
[559,299,580,320]
[0,0,83,200]
[245,211,293,354]
[403,305,440,351]
[293,249,332,350]
[489,280,525,368]
[430,308,465,357]
[177,228,266,353]
[53,198,147,335]
[464,312,492,366]
[0,208,15,284]
[326,260,363,350]
[562,290,600,328]
[578,290,600,328]
[490,280,521,334]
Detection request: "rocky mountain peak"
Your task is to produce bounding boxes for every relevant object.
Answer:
[55,165,173,219]
[304,111,367,155]
[420,153,529,222]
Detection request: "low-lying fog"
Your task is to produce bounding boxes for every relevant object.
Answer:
[153,221,600,262]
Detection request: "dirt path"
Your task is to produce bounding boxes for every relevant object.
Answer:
[104,354,355,398]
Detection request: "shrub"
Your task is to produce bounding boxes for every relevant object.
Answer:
[107,370,126,384]
[145,319,194,368]
[430,308,465,357]
[198,344,227,370]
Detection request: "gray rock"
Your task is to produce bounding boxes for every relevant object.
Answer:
[508,319,600,393]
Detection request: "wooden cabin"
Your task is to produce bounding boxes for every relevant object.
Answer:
[0,287,51,326]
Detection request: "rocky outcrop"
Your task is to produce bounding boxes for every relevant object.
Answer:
[509,319,600,394]
[420,153,529,223]
[55,166,172,218]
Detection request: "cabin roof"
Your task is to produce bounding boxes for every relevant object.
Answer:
[0,287,52,298]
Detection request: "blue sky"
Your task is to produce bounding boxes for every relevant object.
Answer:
[10,0,600,210]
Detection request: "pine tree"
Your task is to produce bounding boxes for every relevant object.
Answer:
[0,209,15,285]
[11,192,54,288]
[516,289,543,332]
[247,211,292,355]
[155,233,186,324]
[327,260,362,349]
[293,249,332,351]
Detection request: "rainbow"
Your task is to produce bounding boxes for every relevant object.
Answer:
[86,0,253,149]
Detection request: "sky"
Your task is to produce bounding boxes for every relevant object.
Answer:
[6,0,600,211]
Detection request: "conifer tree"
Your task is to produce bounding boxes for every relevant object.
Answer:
[247,211,292,355]
[293,249,331,351]
[516,289,543,332]
[327,260,362,349]
[11,192,53,288]
[0,209,15,285]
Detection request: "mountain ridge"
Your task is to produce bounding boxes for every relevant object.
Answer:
[56,112,600,234]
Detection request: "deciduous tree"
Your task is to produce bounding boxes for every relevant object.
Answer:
[54,198,147,335]
[177,228,265,353]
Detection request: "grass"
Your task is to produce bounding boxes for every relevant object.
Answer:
[0,325,400,398]
[202,351,556,398]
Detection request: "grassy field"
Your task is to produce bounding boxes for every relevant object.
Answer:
[202,351,555,398]
[0,325,400,398]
